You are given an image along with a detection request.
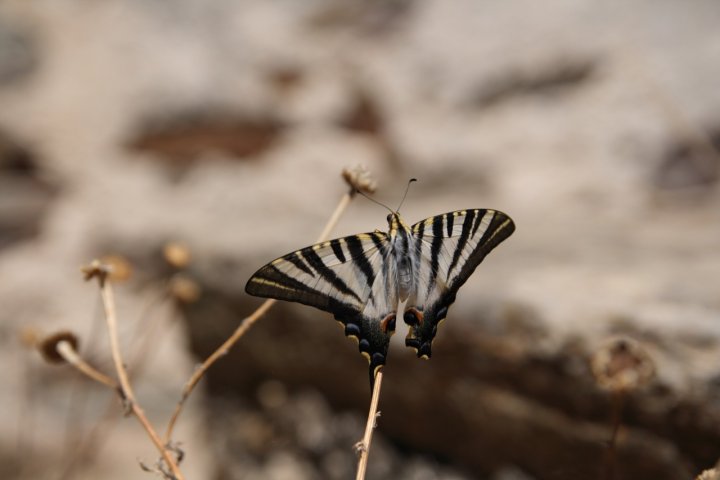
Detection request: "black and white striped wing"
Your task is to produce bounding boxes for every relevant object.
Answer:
[245,233,398,386]
[404,209,515,358]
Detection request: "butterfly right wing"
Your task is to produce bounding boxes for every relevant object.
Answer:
[404,209,515,358]
[245,232,397,387]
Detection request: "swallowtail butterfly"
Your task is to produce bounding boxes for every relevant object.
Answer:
[246,206,515,387]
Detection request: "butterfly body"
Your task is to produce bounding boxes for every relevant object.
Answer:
[387,213,416,301]
[246,208,515,387]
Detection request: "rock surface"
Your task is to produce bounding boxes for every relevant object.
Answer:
[0,0,719,479]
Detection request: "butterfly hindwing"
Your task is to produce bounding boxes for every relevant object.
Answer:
[245,232,398,386]
[404,209,515,358]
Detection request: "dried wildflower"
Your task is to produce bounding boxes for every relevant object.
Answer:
[81,259,111,284]
[39,331,79,364]
[591,337,655,392]
[342,165,377,195]
[100,254,133,282]
[168,274,201,303]
[163,242,191,269]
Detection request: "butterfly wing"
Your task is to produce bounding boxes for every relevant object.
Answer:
[404,209,515,358]
[245,232,398,387]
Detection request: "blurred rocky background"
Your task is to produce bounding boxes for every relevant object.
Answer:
[1,0,719,479]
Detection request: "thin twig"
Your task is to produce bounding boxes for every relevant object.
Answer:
[89,268,185,480]
[317,190,353,241]
[59,286,175,480]
[56,340,119,390]
[604,390,625,480]
[61,286,105,462]
[127,286,177,379]
[356,369,383,480]
[164,189,355,444]
[163,297,276,443]
[57,399,119,480]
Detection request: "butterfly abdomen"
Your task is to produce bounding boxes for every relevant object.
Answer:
[388,213,415,301]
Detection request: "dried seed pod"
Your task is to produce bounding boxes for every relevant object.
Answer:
[39,331,79,364]
[342,165,377,194]
[169,274,201,303]
[81,259,111,283]
[100,254,133,282]
[163,242,191,269]
[591,337,655,392]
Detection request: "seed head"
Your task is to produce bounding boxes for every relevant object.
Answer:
[163,242,191,269]
[100,254,133,282]
[168,274,201,303]
[342,165,377,195]
[39,331,80,364]
[81,259,112,285]
[591,337,655,392]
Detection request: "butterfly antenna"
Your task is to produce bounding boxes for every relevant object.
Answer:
[395,178,417,213]
[355,189,394,214]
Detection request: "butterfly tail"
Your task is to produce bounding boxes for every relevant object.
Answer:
[334,309,394,391]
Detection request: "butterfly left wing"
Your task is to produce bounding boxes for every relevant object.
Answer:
[404,209,515,358]
[245,233,398,387]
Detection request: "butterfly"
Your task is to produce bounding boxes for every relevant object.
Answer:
[245,207,515,388]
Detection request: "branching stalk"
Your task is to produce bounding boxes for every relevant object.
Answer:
[164,189,355,444]
[56,340,119,390]
[91,269,185,480]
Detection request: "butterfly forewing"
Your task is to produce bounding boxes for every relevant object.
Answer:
[405,209,515,358]
[245,232,398,386]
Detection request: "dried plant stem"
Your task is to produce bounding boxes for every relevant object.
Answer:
[56,340,118,389]
[356,369,384,480]
[164,190,355,444]
[163,297,276,443]
[57,401,119,480]
[604,391,625,480]
[98,276,185,480]
[317,190,353,241]
[59,287,174,480]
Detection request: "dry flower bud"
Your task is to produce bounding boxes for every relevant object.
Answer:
[591,337,655,392]
[163,242,191,269]
[342,165,377,194]
[100,254,133,282]
[169,274,201,303]
[39,331,79,364]
[19,326,41,349]
[81,259,112,284]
